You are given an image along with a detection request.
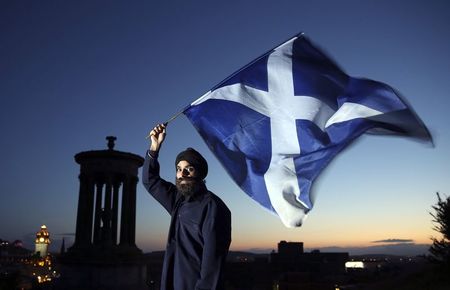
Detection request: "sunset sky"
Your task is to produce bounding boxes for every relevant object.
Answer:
[1,0,449,255]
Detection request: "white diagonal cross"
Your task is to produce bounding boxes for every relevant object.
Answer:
[192,38,383,227]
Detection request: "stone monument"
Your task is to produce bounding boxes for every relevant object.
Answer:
[57,137,148,290]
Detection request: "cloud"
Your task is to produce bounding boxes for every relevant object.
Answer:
[371,238,414,244]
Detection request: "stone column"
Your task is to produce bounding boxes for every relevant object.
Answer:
[119,176,130,246]
[102,175,113,245]
[74,173,88,246]
[93,181,104,245]
[111,178,121,245]
[73,174,96,248]
[84,176,95,245]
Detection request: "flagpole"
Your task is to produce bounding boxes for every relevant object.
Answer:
[163,107,186,126]
[145,105,189,139]
[145,86,213,139]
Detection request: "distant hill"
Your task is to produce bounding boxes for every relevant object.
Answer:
[143,243,430,260]
[307,243,430,257]
[226,251,269,262]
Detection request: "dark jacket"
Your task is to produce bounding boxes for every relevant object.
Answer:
[142,151,232,290]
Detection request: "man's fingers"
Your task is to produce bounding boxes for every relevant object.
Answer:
[146,129,158,139]
[146,123,166,139]
[156,124,166,131]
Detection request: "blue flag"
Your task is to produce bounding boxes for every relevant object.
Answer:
[183,33,432,227]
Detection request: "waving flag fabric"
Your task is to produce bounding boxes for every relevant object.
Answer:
[183,33,432,227]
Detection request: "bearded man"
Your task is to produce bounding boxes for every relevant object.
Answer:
[143,123,232,290]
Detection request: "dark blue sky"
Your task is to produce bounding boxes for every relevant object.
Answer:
[1,0,449,255]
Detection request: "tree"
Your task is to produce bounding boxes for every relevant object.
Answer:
[429,192,450,269]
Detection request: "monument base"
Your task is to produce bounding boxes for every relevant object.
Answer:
[56,245,150,290]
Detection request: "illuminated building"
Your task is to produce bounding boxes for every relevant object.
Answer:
[35,225,50,257]
[345,261,365,269]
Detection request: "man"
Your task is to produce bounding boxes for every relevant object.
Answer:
[143,123,232,290]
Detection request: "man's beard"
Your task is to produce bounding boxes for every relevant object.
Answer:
[176,177,204,198]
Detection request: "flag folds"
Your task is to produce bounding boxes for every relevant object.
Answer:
[183,33,432,227]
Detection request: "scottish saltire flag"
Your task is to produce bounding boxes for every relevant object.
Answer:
[183,33,432,227]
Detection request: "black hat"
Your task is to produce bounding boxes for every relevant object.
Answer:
[175,148,208,180]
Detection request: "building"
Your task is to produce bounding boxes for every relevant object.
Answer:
[0,239,32,263]
[34,225,50,258]
[270,241,349,274]
[269,241,349,290]
[224,241,350,289]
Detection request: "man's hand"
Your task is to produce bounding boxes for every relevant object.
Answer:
[148,123,166,152]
